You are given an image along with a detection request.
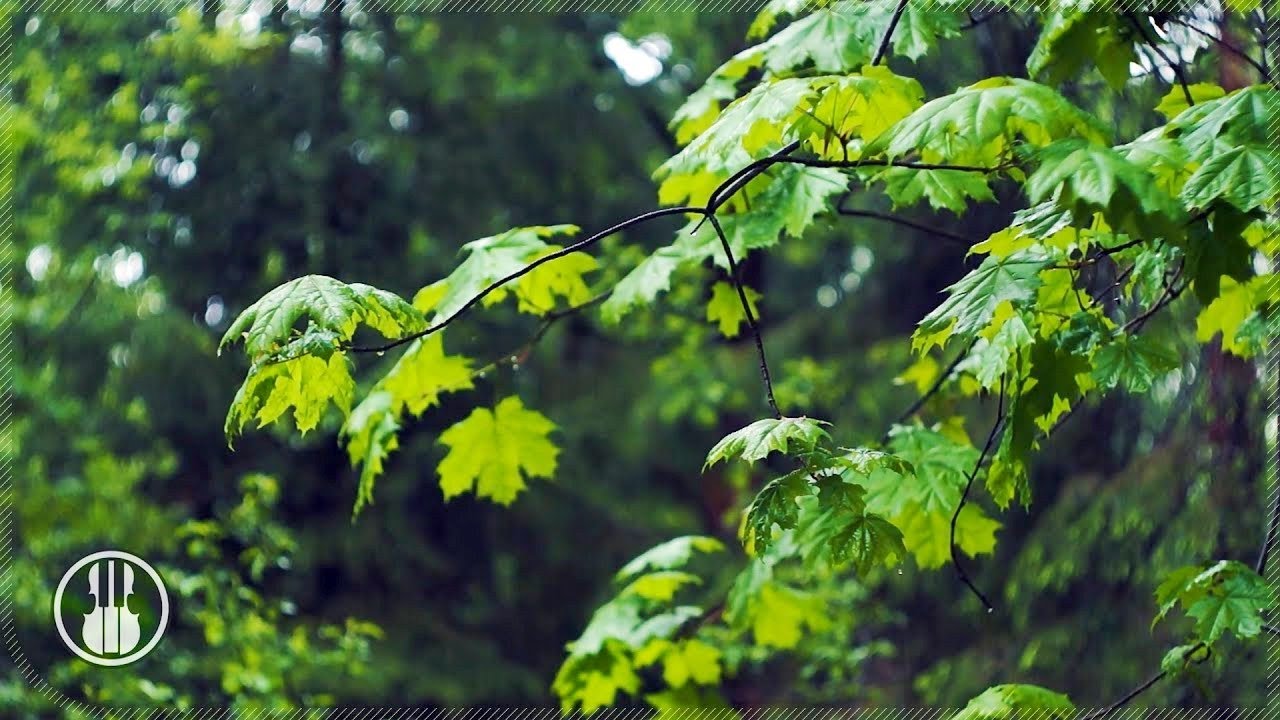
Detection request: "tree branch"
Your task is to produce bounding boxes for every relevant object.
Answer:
[836,205,974,247]
[951,375,1005,613]
[872,0,910,66]
[1169,17,1272,81]
[883,339,978,442]
[706,212,782,418]
[347,206,699,354]
[1127,13,1194,108]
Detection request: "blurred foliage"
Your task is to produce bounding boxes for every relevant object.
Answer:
[5,2,1275,716]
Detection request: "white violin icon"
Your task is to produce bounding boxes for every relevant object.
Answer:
[80,559,142,656]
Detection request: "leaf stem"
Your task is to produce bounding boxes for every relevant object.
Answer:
[872,0,911,66]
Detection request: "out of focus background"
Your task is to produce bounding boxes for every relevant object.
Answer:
[5,6,1270,712]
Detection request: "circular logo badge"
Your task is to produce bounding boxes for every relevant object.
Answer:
[53,550,169,667]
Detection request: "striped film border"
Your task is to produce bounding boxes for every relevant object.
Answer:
[0,2,1274,717]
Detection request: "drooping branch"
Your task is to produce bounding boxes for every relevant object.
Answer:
[1126,13,1195,108]
[835,202,975,247]
[347,206,700,354]
[951,375,1005,612]
[706,212,782,419]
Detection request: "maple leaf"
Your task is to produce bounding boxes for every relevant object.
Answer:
[375,334,474,416]
[342,390,401,513]
[705,416,831,468]
[221,275,424,360]
[615,536,725,581]
[954,684,1075,720]
[706,281,762,338]
[436,396,559,504]
[914,250,1049,353]
[226,352,355,440]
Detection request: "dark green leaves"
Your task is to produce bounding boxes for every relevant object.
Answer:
[1028,139,1185,237]
[1154,560,1275,645]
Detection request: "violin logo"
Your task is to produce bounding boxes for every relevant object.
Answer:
[53,550,169,667]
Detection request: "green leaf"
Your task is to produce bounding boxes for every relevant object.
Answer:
[436,396,559,504]
[1027,11,1136,91]
[954,684,1075,720]
[1166,85,1278,162]
[1028,139,1185,236]
[876,167,994,215]
[342,391,401,514]
[749,581,830,648]
[1161,643,1210,675]
[742,470,813,555]
[789,68,925,155]
[375,334,474,417]
[1092,335,1180,392]
[620,571,702,602]
[221,275,424,360]
[225,352,355,440]
[1155,83,1225,121]
[1180,144,1280,212]
[858,425,999,568]
[668,47,765,145]
[1186,566,1274,644]
[600,245,690,325]
[914,250,1049,353]
[657,78,818,184]
[427,225,583,320]
[706,282,762,338]
[797,484,905,574]
[1154,560,1276,645]
[615,536,726,581]
[868,77,1108,165]
[705,416,831,468]
[517,246,599,314]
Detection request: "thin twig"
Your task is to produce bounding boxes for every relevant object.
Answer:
[1168,17,1272,81]
[950,376,1005,613]
[883,339,978,442]
[706,212,781,418]
[836,204,973,247]
[1127,13,1194,108]
[470,292,610,378]
[791,157,1006,173]
[872,0,911,66]
[1080,669,1168,720]
[347,206,699,353]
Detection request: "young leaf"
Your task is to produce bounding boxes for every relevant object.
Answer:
[375,334,474,417]
[954,684,1075,720]
[615,536,726,581]
[342,390,401,513]
[436,396,559,504]
[1154,560,1275,645]
[867,77,1108,165]
[226,352,355,440]
[620,571,702,602]
[706,282,762,338]
[705,416,831,468]
[428,225,582,320]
